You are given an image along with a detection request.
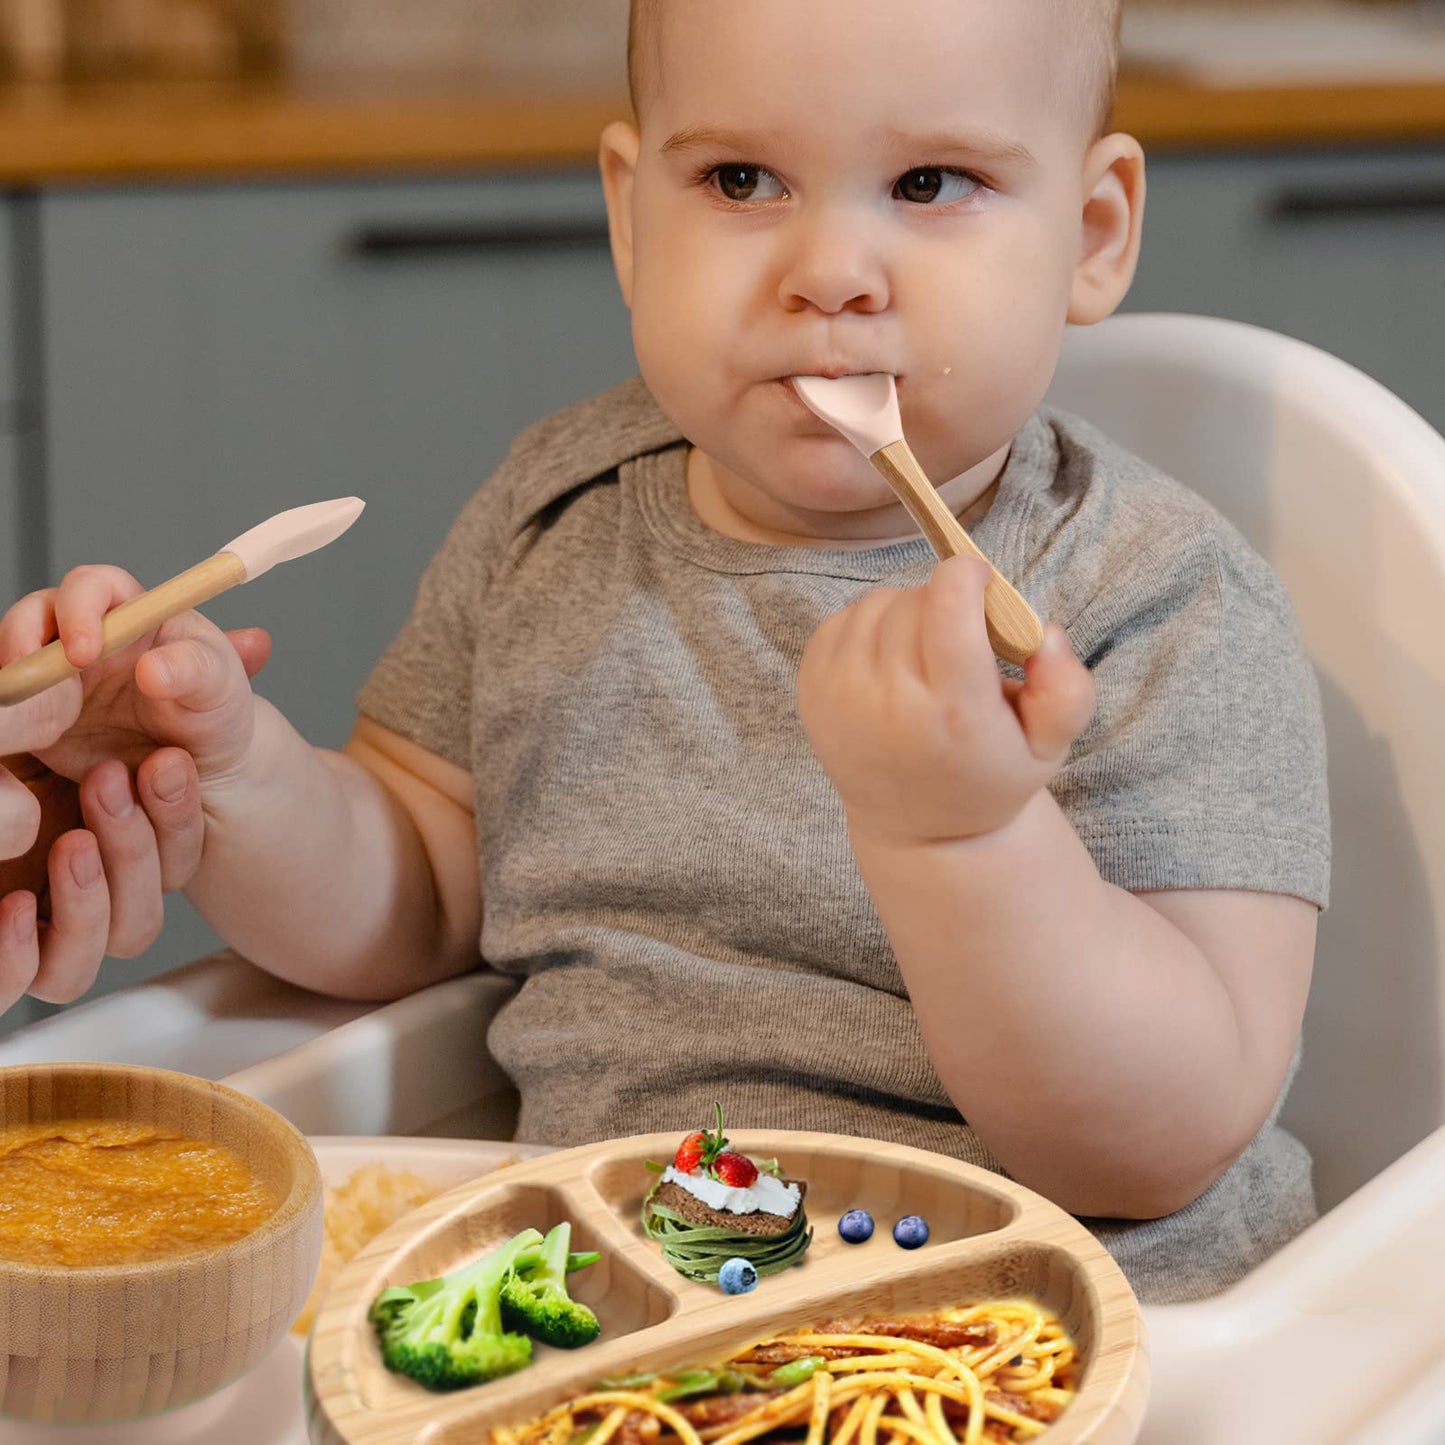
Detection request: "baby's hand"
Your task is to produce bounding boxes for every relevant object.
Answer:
[0,564,270,790]
[797,556,1095,845]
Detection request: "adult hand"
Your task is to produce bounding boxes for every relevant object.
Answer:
[0,597,271,1014]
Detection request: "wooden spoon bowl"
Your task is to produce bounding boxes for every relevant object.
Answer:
[0,1062,323,1425]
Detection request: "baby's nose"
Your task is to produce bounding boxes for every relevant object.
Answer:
[776,217,890,316]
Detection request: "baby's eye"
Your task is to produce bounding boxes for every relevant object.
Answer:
[709,164,787,203]
[894,167,979,205]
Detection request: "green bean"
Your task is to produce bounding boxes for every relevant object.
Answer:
[769,1357,826,1387]
[656,1369,746,1402]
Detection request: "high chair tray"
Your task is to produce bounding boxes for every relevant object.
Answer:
[304,1130,1147,1445]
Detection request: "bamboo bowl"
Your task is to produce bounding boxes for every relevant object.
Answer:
[308,1130,1148,1445]
[0,1061,323,1425]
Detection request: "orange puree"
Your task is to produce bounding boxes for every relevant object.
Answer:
[0,1119,278,1267]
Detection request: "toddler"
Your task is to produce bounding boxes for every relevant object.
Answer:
[0,0,1329,1304]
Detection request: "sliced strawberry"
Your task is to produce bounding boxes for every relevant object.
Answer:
[711,1151,759,1188]
[674,1131,707,1173]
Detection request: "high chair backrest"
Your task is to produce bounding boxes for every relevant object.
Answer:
[1046,312,1445,1212]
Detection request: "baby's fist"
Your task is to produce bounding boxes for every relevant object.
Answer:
[797,555,1094,844]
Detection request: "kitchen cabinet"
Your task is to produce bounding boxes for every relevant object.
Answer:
[0,199,26,606]
[1123,146,1445,435]
[12,169,633,1025]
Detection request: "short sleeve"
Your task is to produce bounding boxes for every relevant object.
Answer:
[1051,521,1331,907]
[356,463,516,772]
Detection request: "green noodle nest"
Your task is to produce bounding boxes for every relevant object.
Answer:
[641,1186,813,1285]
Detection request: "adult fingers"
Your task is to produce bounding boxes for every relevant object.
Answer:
[0,677,85,760]
[0,765,41,860]
[52,565,146,670]
[79,760,164,958]
[26,830,110,1004]
[0,585,84,768]
[0,588,58,664]
[135,748,204,891]
[1013,625,1096,766]
[0,889,39,1016]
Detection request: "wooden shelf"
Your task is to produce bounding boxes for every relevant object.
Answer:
[0,66,1439,186]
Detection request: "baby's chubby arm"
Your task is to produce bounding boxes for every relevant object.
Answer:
[187,714,483,1001]
[797,555,1315,1220]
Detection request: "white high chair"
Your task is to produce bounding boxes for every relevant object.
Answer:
[4,313,1444,1444]
[1046,311,1445,1218]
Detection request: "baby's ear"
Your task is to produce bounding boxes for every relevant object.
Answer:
[1066,133,1146,326]
[598,121,641,309]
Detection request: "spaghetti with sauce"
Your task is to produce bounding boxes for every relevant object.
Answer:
[490,1301,1079,1445]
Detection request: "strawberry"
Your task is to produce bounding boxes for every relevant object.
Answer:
[673,1131,707,1173]
[711,1151,759,1189]
[669,1104,758,1184]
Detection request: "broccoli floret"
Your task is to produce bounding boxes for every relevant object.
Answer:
[369,1228,544,1391]
[500,1221,602,1349]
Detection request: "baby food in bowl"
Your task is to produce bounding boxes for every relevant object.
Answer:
[0,1061,323,1425]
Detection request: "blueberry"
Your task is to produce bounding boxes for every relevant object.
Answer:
[838,1209,875,1244]
[893,1214,930,1249]
[718,1256,759,1294]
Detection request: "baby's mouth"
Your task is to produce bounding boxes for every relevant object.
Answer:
[786,367,897,383]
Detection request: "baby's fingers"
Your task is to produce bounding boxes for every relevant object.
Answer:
[919,554,996,688]
[53,565,147,670]
[225,626,273,681]
[134,633,243,714]
[1013,626,1095,766]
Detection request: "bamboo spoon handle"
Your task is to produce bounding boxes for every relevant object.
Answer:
[0,552,247,706]
[871,439,1045,668]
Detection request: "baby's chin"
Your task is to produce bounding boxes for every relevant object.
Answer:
[732,453,899,516]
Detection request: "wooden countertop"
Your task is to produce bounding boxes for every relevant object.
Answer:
[0,65,1441,186]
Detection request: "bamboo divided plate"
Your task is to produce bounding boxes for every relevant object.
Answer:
[306,1131,1148,1445]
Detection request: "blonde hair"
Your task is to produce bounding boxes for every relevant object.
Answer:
[628,0,1123,139]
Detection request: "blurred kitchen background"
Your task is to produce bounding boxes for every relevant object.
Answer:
[0,0,1441,1030]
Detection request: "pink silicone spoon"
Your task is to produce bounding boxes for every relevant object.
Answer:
[0,497,365,706]
[791,372,1040,664]
[792,373,1043,666]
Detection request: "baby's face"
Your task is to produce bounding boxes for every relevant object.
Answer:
[606,0,1140,533]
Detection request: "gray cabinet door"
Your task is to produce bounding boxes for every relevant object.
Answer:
[0,198,26,609]
[30,172,634,1003]
[1123,146,1445,435]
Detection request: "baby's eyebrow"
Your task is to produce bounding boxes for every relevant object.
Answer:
[660,126,764,156]
[881,127,1037,168]
[657,123,1037,170]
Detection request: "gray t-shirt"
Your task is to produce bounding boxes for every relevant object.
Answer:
[358,377,1330,1304]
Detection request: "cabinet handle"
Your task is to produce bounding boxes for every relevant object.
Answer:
[1267,182,1445,221]
[347,219,612,256]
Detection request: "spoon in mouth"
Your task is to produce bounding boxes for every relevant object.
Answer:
[791,373,1043,666]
